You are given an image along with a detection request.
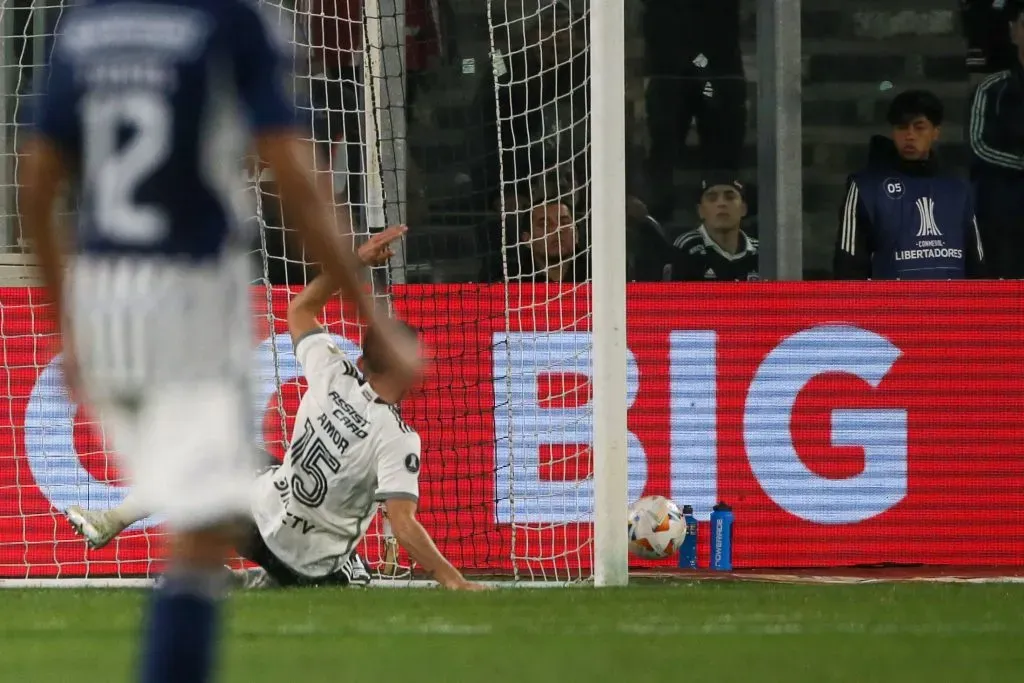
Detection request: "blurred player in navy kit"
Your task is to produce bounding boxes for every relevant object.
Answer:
[668,177,758,281]
[19,1,416,682]
[834,90,985,279]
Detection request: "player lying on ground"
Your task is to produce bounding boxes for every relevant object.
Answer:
[67,241,485,591]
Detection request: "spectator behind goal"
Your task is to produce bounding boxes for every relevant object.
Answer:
[968,1,1024,278]
[667,177,758,282]
[508,196,588,284]
[835,90,984,280]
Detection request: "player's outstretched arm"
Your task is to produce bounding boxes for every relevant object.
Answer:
[233,2,416,377]
[19,136,81,396]
[262,135,418,378]
[257,134,375,318]
[287,225,408,343]
[385,499,488,591]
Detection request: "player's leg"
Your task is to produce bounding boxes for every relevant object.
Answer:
[234,514,302,588]
[694,74,747,174]
[141,523,237,683]
[134,382,253,683]
[65,488,150,549]
[234,509,370,588]
[644,75,689,222]
[67,448,274,549]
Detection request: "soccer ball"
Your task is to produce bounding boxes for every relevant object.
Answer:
[628,496,686,559]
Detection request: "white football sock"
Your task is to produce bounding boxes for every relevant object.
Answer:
[109,491,149,530]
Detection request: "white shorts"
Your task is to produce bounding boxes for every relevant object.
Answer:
[90,381,255,531]
[67,254,256,530]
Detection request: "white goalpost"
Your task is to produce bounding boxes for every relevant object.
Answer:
[587,0,628,588]
[0,0,628,588]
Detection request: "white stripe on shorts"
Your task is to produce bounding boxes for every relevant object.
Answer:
[69,253,253,393]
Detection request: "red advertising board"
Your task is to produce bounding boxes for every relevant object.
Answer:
[1,282,1023,578]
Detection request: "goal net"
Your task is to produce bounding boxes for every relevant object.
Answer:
[0,0,609,585]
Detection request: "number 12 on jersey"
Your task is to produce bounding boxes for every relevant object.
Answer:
[82,92,172,244]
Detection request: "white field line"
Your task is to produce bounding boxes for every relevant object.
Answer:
[244,617,1024,638]
[269,616,493,637]
[615,615,1022,636]
[0,578,571,589]
[721,574,1024,585]
[3,575,1024,590]
[0,579,154,589]
[6,611,1019,638]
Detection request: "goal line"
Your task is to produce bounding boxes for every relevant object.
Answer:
[0,578,578,590]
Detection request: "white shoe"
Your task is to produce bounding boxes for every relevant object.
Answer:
[64,506,123,550]
[340,553,372,587]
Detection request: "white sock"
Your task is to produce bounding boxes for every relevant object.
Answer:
[108,491,149,530]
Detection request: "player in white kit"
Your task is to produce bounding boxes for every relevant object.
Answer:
[66,264,485,591]
[19,1,417,681]
[244,269,484,590]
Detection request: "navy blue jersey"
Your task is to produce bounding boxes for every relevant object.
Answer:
[834,169,985,280]
[33,0,296,260]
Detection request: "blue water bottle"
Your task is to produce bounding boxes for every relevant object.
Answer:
[709,502,734,571]
[678,505,698,569]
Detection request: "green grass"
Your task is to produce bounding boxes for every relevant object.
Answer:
[1,584,1023,683]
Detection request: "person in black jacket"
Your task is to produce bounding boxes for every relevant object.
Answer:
[962,0,1019,74]
[642,0,747,223]
[835,91,984,280]
[471,5,589,211]
[668,177,758,282]
[967,0,1024,278]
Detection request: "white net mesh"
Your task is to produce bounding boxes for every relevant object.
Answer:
[238,0,409,578]
[487,0,594,582]
[0,0,599,584]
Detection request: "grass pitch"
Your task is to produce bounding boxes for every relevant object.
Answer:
[1,583,1022,683]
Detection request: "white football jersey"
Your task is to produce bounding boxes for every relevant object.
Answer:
[250,332,421,578]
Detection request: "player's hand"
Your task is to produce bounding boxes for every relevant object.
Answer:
[456,581,490,591]
[358,225,407,267]
[442,577,490,591]
[626,195,649,221]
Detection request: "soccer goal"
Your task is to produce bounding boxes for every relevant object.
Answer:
[0,0,627,588]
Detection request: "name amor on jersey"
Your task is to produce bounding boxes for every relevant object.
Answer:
[316,412,350,452]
